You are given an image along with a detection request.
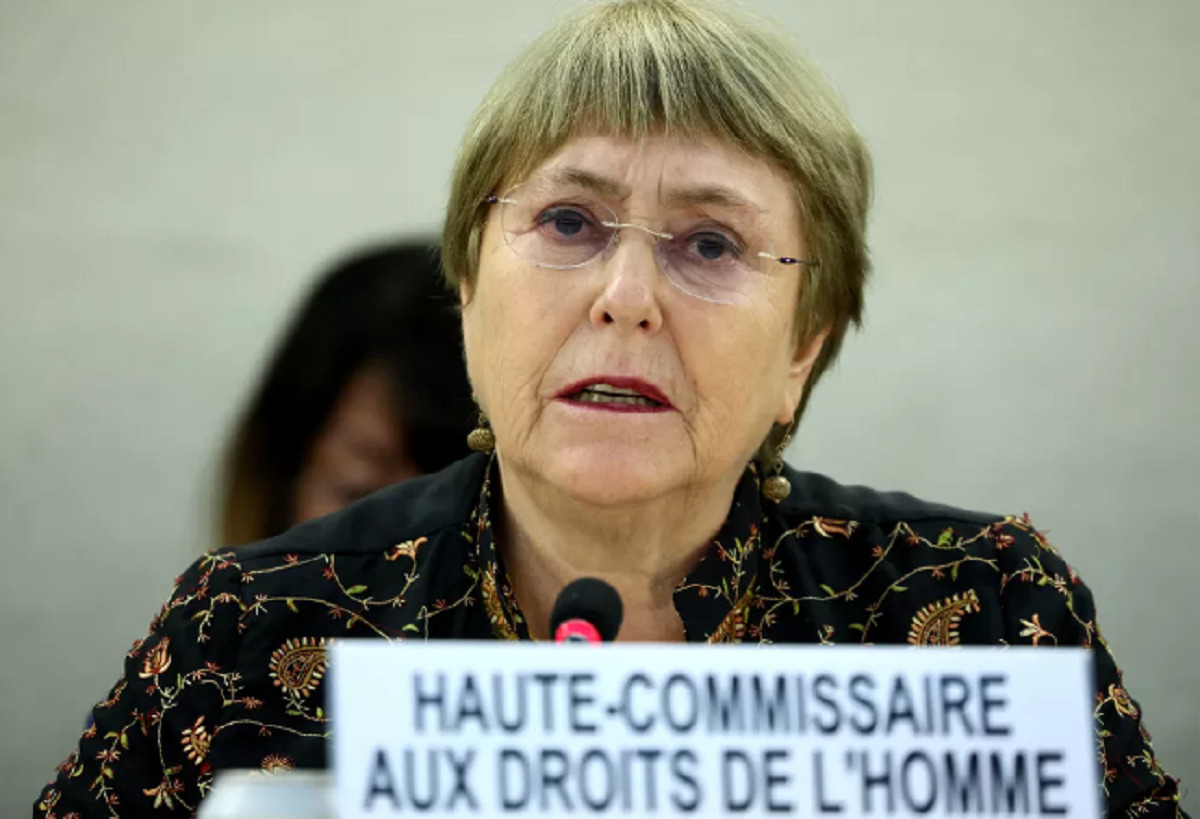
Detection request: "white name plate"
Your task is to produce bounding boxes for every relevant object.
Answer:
[332,642,1098,818]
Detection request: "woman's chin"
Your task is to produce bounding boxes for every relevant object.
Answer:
[531,445,682,508]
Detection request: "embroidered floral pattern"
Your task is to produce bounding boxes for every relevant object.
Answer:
[907,590,982,646]
[138,637,171,678]
[261,754,294,773]
[180,717,210,765]
[1108,684,1140,719]
[1018,613,1055,647]
[33,456,1184,818]
[812,516,858,539]
[268,637,328,699]
[709,586,756,644]
[386,537,427,562]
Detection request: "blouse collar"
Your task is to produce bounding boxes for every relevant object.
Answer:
[469,455,767,643]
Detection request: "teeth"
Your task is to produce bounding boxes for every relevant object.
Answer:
[585,383,643,397]
[569,382,664,407]
[576,392,659,406]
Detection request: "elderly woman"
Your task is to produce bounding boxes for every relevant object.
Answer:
[35,1,1183,817]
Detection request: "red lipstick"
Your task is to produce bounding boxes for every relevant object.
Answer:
[556,376,674,413]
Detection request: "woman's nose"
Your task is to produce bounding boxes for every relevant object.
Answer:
[588,231,665,333]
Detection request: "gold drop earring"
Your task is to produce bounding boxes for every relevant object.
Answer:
[761,424,795,502]
[466,411,495,453]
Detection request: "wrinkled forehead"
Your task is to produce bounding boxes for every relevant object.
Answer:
[522,134,790,205]
[505,134,803,240]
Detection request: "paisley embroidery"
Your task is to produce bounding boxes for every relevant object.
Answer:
[268,637,329,698]
[907,590,981,646]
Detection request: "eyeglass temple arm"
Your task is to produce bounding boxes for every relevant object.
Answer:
[759,252,818,267]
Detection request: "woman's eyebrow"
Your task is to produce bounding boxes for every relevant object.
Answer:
[662,184,765,215]
[545,167,628,198]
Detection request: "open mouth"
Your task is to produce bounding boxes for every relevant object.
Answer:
[569,384,664,408]
[559,379,673,412]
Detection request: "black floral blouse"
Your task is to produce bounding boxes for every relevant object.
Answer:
[34,454,1185,817]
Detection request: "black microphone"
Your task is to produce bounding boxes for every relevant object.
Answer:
[549,577,623,643]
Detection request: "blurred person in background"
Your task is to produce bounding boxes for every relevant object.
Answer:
[219,240,474,546]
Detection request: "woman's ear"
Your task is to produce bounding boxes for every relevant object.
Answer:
[459,278,473,307]
[776,325,831,425]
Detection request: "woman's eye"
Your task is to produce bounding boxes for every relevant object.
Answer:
[538,207,592,237]
[689,232,740,262]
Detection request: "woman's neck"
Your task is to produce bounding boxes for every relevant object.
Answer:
[495,458,743,642]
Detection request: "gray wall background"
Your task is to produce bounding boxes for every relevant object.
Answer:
[1,1,1196,813]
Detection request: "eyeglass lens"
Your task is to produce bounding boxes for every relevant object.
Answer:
[498,178,781,304]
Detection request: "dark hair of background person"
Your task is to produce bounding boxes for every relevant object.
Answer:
[219,240,475,546]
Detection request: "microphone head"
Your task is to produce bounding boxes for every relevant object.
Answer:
[549,577,624,643]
